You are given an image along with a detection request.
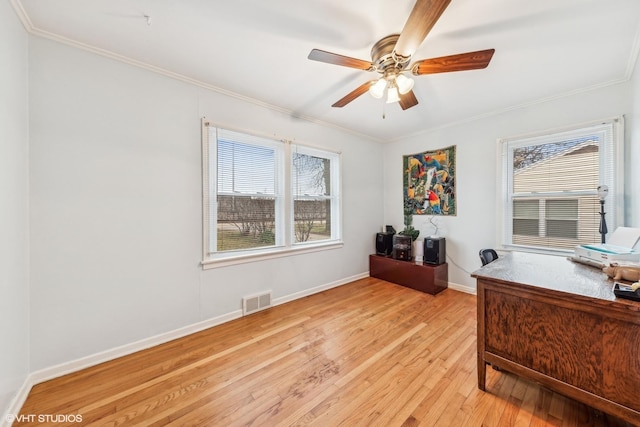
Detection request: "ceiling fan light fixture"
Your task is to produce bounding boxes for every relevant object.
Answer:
[308,0,495,111]
[386,84,400,103]
[396,74,414,95]
[369,78,387,99]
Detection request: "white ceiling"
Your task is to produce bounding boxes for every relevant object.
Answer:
[15,0,640,142]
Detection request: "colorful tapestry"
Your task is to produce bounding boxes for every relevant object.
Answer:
[403,145,456,216]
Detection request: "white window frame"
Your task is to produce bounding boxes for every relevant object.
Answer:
[201,119,343,269]
[497,116,624,255]
[291,144,341,246]
[209,127,286,254]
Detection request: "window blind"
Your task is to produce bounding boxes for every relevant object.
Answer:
[502,118,622,252]
[202,121,342,264]
[210,127,284,254]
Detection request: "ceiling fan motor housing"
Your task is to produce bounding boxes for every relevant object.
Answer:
[370,34,406,75]
[306,0,494,110]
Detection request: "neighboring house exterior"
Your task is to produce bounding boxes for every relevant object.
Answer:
[512,141,600,250]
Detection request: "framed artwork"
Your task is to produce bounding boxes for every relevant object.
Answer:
[403,145,456,216]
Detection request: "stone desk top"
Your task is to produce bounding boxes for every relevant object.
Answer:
[471,251,640,310]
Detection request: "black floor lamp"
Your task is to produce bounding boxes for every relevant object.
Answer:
[598,185,609,244]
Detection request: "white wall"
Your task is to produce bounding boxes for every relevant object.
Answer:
[28,37,383,371]
[383,82,635,291]
[0,2,30,417]
[629,54,640,226]
[17,12,640,397]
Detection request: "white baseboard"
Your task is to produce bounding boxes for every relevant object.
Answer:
[272,272,369,306]
[2,376,33,427]
[2,272,369,424]
[31,272,369,384]
[447,281,477,295]
[1,310,244,427]
[28,310,243,386]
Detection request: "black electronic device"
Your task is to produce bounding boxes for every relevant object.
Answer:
[614,283,640,302]
[424,237,446,265]
[376,232,394,256]
[393,235,412,261]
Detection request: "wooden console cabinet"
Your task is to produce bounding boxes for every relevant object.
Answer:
[473,252,640,425]
[369,254,448,295]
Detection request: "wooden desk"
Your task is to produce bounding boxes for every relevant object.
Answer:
[472,252,640,425]
[369,254,448,295]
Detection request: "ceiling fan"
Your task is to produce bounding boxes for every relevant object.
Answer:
[308,0,495,110]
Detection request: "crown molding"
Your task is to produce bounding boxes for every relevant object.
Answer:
[625,15,640,79]
[386,16,638,143]
[10,0,640,145]
[387,76,631,144]
[10,1,384,145]
[9,0,33,31]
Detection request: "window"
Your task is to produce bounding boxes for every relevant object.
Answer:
[499,117,623,253]
[214,131,284,252]
[292,145,340,244]
[202,120,341,267]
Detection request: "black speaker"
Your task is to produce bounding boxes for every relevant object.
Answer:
[424,237,446,265]
[375,232,394,256]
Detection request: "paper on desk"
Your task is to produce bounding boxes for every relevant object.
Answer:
[615,281,634,291]
[607,227,640,249]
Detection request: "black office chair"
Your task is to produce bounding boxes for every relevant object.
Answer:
[479,248,499,266]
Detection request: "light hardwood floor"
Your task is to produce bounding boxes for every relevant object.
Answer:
[17,278,633,426]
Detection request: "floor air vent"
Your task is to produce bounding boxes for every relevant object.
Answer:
[242,291,272,315]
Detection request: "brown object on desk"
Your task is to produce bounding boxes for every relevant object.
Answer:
[603,263,640,282]
[369,254,448,295]
[473,252,640,426]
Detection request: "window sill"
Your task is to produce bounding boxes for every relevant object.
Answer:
[201,241,344,270]
[500,244,573,257]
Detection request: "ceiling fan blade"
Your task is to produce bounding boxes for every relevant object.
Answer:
[308,49,374,71]
[394,0,452,60]
[412,49,495,75]
[399,90,419,110]
[332,81,375,108]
